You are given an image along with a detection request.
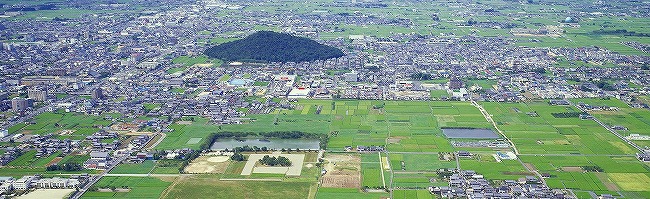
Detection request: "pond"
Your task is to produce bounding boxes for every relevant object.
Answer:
[210,138,320,150]
[442,128,499,139]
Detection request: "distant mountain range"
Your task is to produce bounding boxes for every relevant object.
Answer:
[203,31,344,63]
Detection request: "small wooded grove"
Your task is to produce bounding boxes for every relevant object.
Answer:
[206,131,328,150]
[258,155,291,167]
[204,31,344,62]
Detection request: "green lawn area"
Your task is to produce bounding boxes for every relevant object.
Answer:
[218,74,231,82]
[459,156,530,180]
[172,55,210,67]
[12,9,113,20]
[7,150,38,167]
[166,67,187,74]
[61,155,90,165]
[155,118,221,150]
[6,150,64,168]
[110,161,156,174]
[466,79,497,89]
[429,90,448,99]
[393,190,436,199]
[170,88,185,94]
[253,81,269,86]
[389,153,456,171]
[83,177,171,199]
[142,98,650,197]
[11,111,114,138]
[163,177,311,199]
[316,188,388,199]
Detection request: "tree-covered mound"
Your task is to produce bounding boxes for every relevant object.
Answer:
[203,31,344,62]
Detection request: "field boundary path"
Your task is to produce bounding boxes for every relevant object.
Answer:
[568,99,644,153]
[145,133,167,149]
[104,174,192,177]
[471,100,520,155]
[219,178,283,181]
[69,155,127,199]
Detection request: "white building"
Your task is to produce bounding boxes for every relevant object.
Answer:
[344,72,359,82]
[13,176,35,190]
[287,88,311,99]
[90,151,110,160]
[0,129,8,138]
[36,177,81,189]
[625,134,650,140]
[0,183,12,194]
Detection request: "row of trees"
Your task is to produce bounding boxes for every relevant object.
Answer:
[551,112,585,118]
[592,29,650,37]
[410,72,432,80]
[258,155,291,166]
[213,131,328,150]
[582,165,604,172]
[225,146,312,153]
[46,163,83,171]
[230,152,245,161]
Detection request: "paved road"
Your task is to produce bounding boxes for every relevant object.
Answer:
[69,155,128,199]
[385,151,439,155]
[105,173,193,177]
[219,178,283,181]
[471,100,520,155]
[568,100,645,153]
[518,154,635,157]
[145,133,166,149]
[517,157,547,186]
[2,96,74,130]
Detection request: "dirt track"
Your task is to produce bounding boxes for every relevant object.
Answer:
[321,154,361,188]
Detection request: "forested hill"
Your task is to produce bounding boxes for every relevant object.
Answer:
[203,31,344,62]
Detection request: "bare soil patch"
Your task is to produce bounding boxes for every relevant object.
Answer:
[523,163,537,171]
[184,155,230,174]
[562,166,584,172]
[16,189,75,199]
[387,137,402,144]
[595,172,620,191]
[322,170,360,188]
[321,154,361,188]
[45,157,63,167]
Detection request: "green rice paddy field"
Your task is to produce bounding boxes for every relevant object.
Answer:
[71,99,649,198]
[11,98,646,198]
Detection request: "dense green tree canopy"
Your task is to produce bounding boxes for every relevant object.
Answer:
[204,31,344,62]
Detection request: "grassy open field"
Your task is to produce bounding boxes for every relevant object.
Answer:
[149,98,650,197]
[476,99,650,196]
[60,154,90,165]
[574,99,650,148]
[162,176,311,199]
[18,97,638,197]
[82,177,171,199]
[12,111,115,139]
[155,100,489,152]
[608,173,650,191]
[110,161,156,174]
[316,188,388,199]
[392,190,436,199]
[388,153,455,171]
[154,117,220,150]
[481,101,635,155]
